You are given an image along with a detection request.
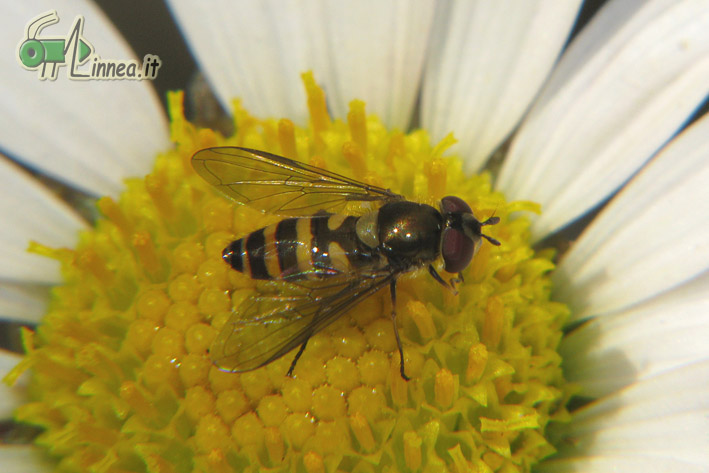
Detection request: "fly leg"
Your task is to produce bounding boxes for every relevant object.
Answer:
[428,265,460,295]
[390,279,410,381]
[449,272,464,291]
[286,335,310,377]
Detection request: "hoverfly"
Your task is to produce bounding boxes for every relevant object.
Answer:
[192,147,500,380]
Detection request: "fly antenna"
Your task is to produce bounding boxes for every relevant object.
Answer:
[482,233,501,246]
[481,212,500,246]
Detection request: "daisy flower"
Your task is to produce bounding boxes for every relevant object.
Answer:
[2,1,708,472]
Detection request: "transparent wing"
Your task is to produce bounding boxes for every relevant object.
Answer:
[192,147,403,216]
[210,271,396,372]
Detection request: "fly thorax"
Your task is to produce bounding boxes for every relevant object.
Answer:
[355,211,380,249]
[377,202,443,262]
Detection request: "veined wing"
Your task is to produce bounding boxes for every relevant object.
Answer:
[210,271,396,373]
[192,147,403,216]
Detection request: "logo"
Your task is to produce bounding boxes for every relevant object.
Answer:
[18,10,161,81]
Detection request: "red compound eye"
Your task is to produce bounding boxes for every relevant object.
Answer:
[441,195,472,214]
[441,227,474,273]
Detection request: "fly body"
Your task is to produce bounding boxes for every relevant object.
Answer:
[192,147,500,379]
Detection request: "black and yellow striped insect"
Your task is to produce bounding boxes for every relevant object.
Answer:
[192,147,500,380]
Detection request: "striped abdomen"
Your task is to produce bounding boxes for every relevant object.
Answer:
[223,215,378,280]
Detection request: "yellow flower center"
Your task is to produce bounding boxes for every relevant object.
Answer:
[6,73,571,472]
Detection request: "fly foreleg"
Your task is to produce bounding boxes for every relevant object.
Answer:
[427,265,460,295]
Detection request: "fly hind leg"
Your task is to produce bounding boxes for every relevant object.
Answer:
[389,279,410,381]
[286,336,310,377]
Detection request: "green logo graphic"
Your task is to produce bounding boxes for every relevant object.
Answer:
[18,11,93,80]
[18,10,161,81]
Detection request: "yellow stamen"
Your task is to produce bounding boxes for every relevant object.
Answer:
[302,71,331,136]
[431,132,457,157]
[205,448,232,473]
[257,394,289,426]
[283,412,315,449]
[466,343,489,383]
[281,377,312,412]
[165,300,201,331]
[407,300,436,340]
[356,349,388,385]
[135,288,170,323]
[390,359,409,406]
[278,118,298,159]
[325,356,359,392]
[120,381,160,420]
[265,426,285,463]
[342,141,367,180]
[348,386,386,423]
[98,196,133,239]
[145,171,175,221]
[304,451,325,473]
[27,240,72,263]
[231,412,264,448]
[142,452,176,473]
[196,414,232,452]
[312,384,346,420]
[385,132,405,170]
[349,412,375,452]
[435,368,456,408]
[215,389,249,422]
[483,294,504,348]
[348,99,367,153]
[76,247,113,284]
[132,230,162,279]
[404,431,423,470]
[179,353,210,387]
[425,157,448,199]
[2,329,34,385]
[240,370,272,401]
[332,325,367,359]
[143,353,180,392]
[449,444,472,473]
[184,322,216,354]
[152,326,185,358]
[76,343,122,380]
[184,385,216,421]
[201,198,234,233]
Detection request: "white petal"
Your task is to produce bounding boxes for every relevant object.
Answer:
[1,2,169,197]
[0,282,49,323]
[422,0,582,172]
[561,271,709,398]
[310,0,435,129]
[0,156,87,284]
[0,350,26,420]
[168,0,309,123]
[0,446,54,473]
[168,0,434,128]
[540,454,708,473]
[540,361,709,473]
[554,113,709,320]
[498,0,709,239]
